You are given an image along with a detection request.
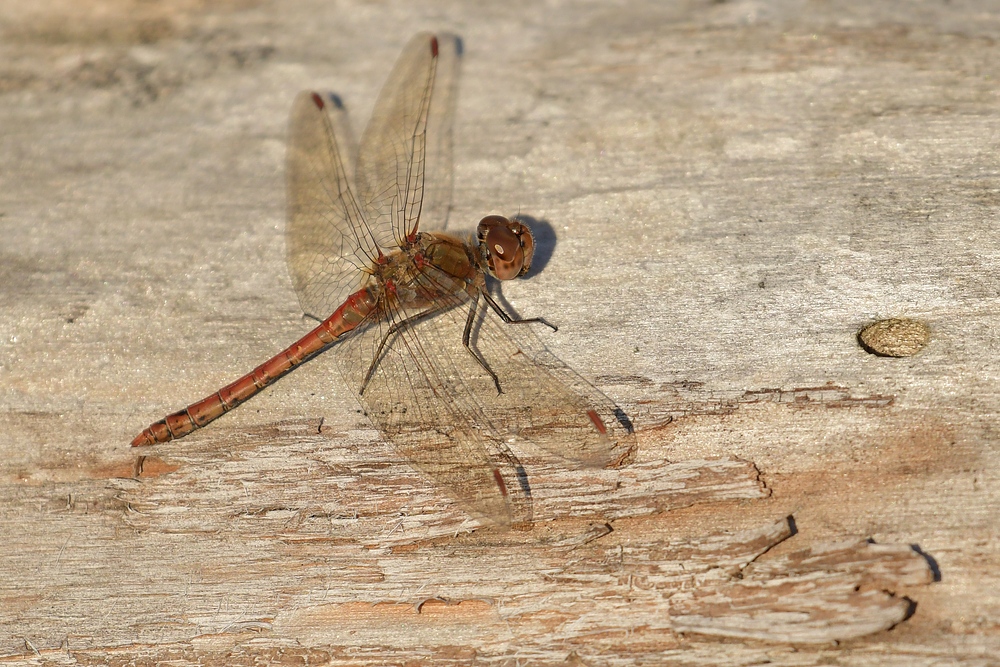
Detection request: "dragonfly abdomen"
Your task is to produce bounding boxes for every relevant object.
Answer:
[131,286,378,447]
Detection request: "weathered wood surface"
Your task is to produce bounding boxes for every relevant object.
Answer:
[1,0,997,664]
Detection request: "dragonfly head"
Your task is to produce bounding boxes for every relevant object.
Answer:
[477,215,535,281]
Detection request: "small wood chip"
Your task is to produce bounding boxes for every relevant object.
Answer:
[858,318,930,357]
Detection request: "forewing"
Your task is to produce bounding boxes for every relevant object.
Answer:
[356,33,460,248]
[286,91,378,319]
[420,34,460,234]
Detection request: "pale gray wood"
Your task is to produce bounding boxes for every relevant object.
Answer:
[1,0,997,663]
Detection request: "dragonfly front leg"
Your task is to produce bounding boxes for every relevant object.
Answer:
[480,288,558,333]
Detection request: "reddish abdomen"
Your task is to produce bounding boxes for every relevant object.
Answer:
[131,287,376,447]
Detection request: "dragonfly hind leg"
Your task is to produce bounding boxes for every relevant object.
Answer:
[360,306,444,396]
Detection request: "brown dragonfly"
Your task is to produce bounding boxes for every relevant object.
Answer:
[132,33,636,526]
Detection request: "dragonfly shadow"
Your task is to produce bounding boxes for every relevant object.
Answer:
[510,460,533,527]
[613,407,635,435]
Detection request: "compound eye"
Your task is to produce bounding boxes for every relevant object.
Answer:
[478,215,535,280]
[486,225,524,280]
[487,225,520,262]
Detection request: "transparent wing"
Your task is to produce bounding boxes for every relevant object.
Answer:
[419,34,460,234]
[469,299,637,469]
[286,91,379,319]
[356,33,461,248]
[285,33,633,525]
[338,266,634,525]
[286,34,460,319]
[338,282,527,527]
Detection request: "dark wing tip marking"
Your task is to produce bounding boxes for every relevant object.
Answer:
[430,35,439,58]
[310,91,325,109]
[492,468,508,498]
[586,409,609,436]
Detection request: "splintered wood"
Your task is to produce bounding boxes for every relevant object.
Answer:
[115,421,768,544]
[670,536,933,643]
[0,421,921,660]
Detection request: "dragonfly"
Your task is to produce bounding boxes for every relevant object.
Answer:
[132,33,636,526]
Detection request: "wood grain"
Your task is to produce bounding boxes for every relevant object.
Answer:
[1,1,996,664]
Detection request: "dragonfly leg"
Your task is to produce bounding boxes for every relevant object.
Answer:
[480,288,558,332]
[360,306,444,395]
[462,292,504,394]
[464,287,558,394]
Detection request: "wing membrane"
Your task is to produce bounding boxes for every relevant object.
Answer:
[287,34,460,319]
[286,91,377,319]
[470,301,637,468]
[285,34,633,526]
[337,258,634,525]
[356,33,460,248]
[338,282,526,527]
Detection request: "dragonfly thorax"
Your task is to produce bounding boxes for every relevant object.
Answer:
[367,232,480,311]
